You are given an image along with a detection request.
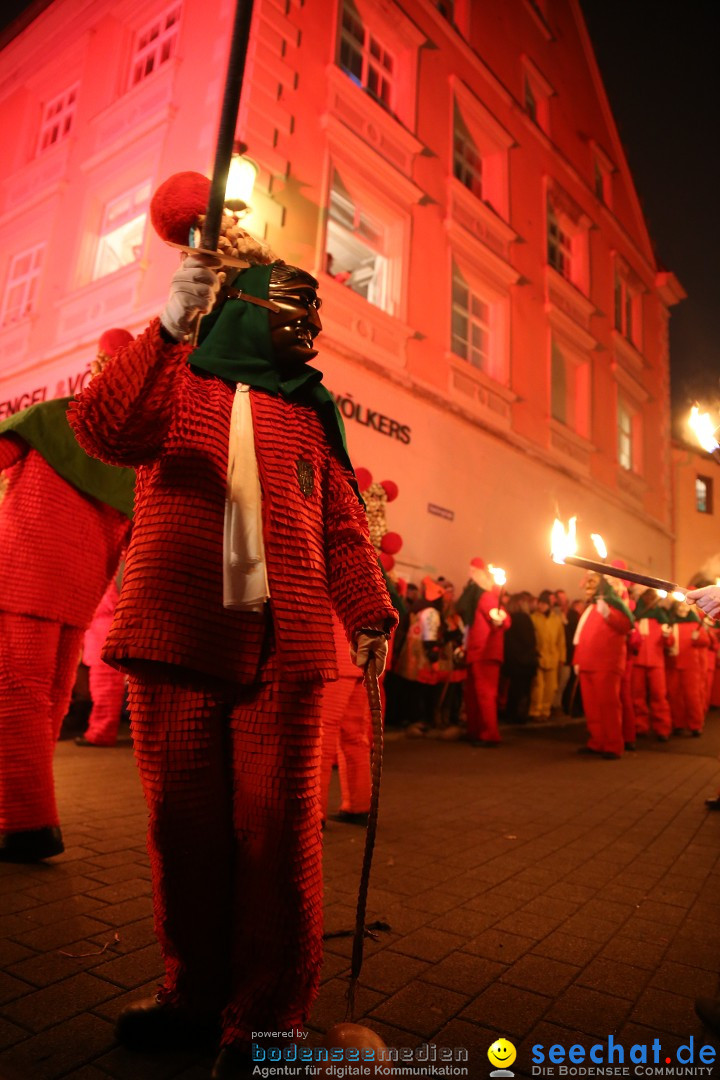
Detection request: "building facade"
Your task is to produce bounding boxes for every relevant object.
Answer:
[0,0,684,592]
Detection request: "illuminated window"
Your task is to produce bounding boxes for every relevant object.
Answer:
[547,206,572,279]
[37,84,78,154]
[696,475,713,514]
[1,244,45,326]
[325,171,391,313]
[93,181,150,279]
[338,0,394,112]
[451,263,492,372]
[618,399,633,470]
[453,103,482,199]
[551,339,590,438]
[614,274,641,347]
[130,3,181,88]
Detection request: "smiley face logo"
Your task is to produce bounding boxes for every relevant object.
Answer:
[488,1038,517,1070]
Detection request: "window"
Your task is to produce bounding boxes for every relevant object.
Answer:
[325,171,391,312]
[1,244,45,326]
[547,207,572,279]
[614,274,641,347]
[551,339,590,438]
[618,399,633,470]
[339,0,394,112]
[453,104,482,199]
[522,58,552,133]
[594,161,604,202]
[696,476,714,515]
[451,263,491,372]
[524,77,537,123]
[93,181,151,279]
[435,0,454,19]
[130,3,181,88]
[37,84,78,154]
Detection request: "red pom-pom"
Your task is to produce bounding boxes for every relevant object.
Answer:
[381,531,403,555]
[470,556,486,570]
[150,171,211,244]
[98,328,133,357]
[355,467,373,491]
[380,479,399,502]
[379,552,395,572]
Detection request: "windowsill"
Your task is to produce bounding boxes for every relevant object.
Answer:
[616,466,646,499]
[1,138,73,220]
[72,260,143,298]
[84,59,178,166]
[548,418,594,473]
[449,175,513,237]
[447,353,515,426]
[317,271,413,370]
[544,265,596,344]
[611,329,645,373]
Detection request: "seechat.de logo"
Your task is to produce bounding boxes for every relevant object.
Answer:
[488,1037,517,1077]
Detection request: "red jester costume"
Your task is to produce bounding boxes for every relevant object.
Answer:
[0,329,133,862]
[70,219,395,1074]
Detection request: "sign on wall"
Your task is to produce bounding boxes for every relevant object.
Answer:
[331,390,412,445]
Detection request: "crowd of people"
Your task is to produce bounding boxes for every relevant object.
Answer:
[383,562,720,761]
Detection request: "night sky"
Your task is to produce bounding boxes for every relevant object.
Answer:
[580,0,720,428]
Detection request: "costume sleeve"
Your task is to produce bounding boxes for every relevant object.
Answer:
[0,433,28,472]
[606,606,632,635]
[69,318,188,467]
[324,453,398,640]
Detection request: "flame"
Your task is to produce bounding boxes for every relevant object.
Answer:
[591,533,607,559]
[689,405,720,453]
[488,564,507,587]
[656,589,668,599]
[671,590,686,602]
[551,517,577,564]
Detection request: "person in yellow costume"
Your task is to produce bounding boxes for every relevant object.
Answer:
[529,591,566,719]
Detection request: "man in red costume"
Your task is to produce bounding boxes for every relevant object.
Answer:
[70,211,396,1075]
[665,598,709,736]
[631,588,673,741]
[573,572,634,759]
[0,329,133,861]
[457,557,509,746]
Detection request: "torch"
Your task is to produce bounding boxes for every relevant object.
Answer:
[550,518,686,597]
[688,404,720,464]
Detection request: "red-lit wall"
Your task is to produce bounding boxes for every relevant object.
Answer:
[0,0,684,593]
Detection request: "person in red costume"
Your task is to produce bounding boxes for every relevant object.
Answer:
[69,172,397,1079]
[456,557,509,746]
[0,329,133,862]
[631,587,673,741]
[607,561,642,752]
[573,572,634,759]
[76,569,127,747]
[665,597,709,737]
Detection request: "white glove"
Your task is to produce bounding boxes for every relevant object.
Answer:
[661,623,673,637]
[350,633,388,675]
[686,585,720,620]
[595,598,609,618]
[489,607,507,627]
[161,255,221,340]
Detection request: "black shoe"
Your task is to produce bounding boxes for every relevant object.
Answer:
[601,752,622,760]
[471,740,501,748]
[329,811,369,826]
[655,735,669,743]
[624,742,636,751]
[213,1045,253,1080]
[692,730,702,738]
[696,996,720,1035]
[577,746,602,756]
[115,993,220,1052]
[705,797,720,811]
[0,826,64,862]
[75,736,104,747]
[672,728,684,737]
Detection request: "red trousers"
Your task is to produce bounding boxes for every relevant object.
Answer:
[84,661,126,745]
[579,670,624,756]
[632,665,672,737]
[0,611,83,831]
[319,676,371,817]
[464,660,501,743]
[127,663,323,1049]
[667,668,705,733]
[620,656,636,744]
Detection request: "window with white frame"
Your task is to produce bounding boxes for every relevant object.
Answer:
[129,3,181,89]
[93,181,151,279]
[453,103,482,200]
[546,196,590,294]
[617,396,643,473]
[696,475,713,515]
[1,244,45,326]
[451,262,492,372]
[37,84,78,155]
[325,171,393,313]
[547,206,572,279]
[614,274,641,348]
[338,0,394,112]
[551,339,590,438]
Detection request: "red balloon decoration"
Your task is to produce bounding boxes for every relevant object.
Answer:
[379,551,395,572]
[355,467,373,492]
[380,479,398,502]
[380,531,403,555]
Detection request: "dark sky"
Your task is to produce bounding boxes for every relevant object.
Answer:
[579,1,720,423]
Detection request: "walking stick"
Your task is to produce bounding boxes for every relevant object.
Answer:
[346,654,384,1019]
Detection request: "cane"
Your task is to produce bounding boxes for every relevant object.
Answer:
[346,653,384,1019]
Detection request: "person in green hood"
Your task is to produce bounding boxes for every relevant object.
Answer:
[70,250,397,1078]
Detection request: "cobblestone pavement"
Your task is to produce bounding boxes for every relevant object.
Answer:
[2,716,720,1079]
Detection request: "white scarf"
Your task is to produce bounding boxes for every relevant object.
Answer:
[222,384,270,611]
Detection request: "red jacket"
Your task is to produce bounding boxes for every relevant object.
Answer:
[666,622,709,672]
[573,603,631,676]
[0,437,128,628]
[466,588,509,664]
[635,616,670,668]
[70,319,396,684]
